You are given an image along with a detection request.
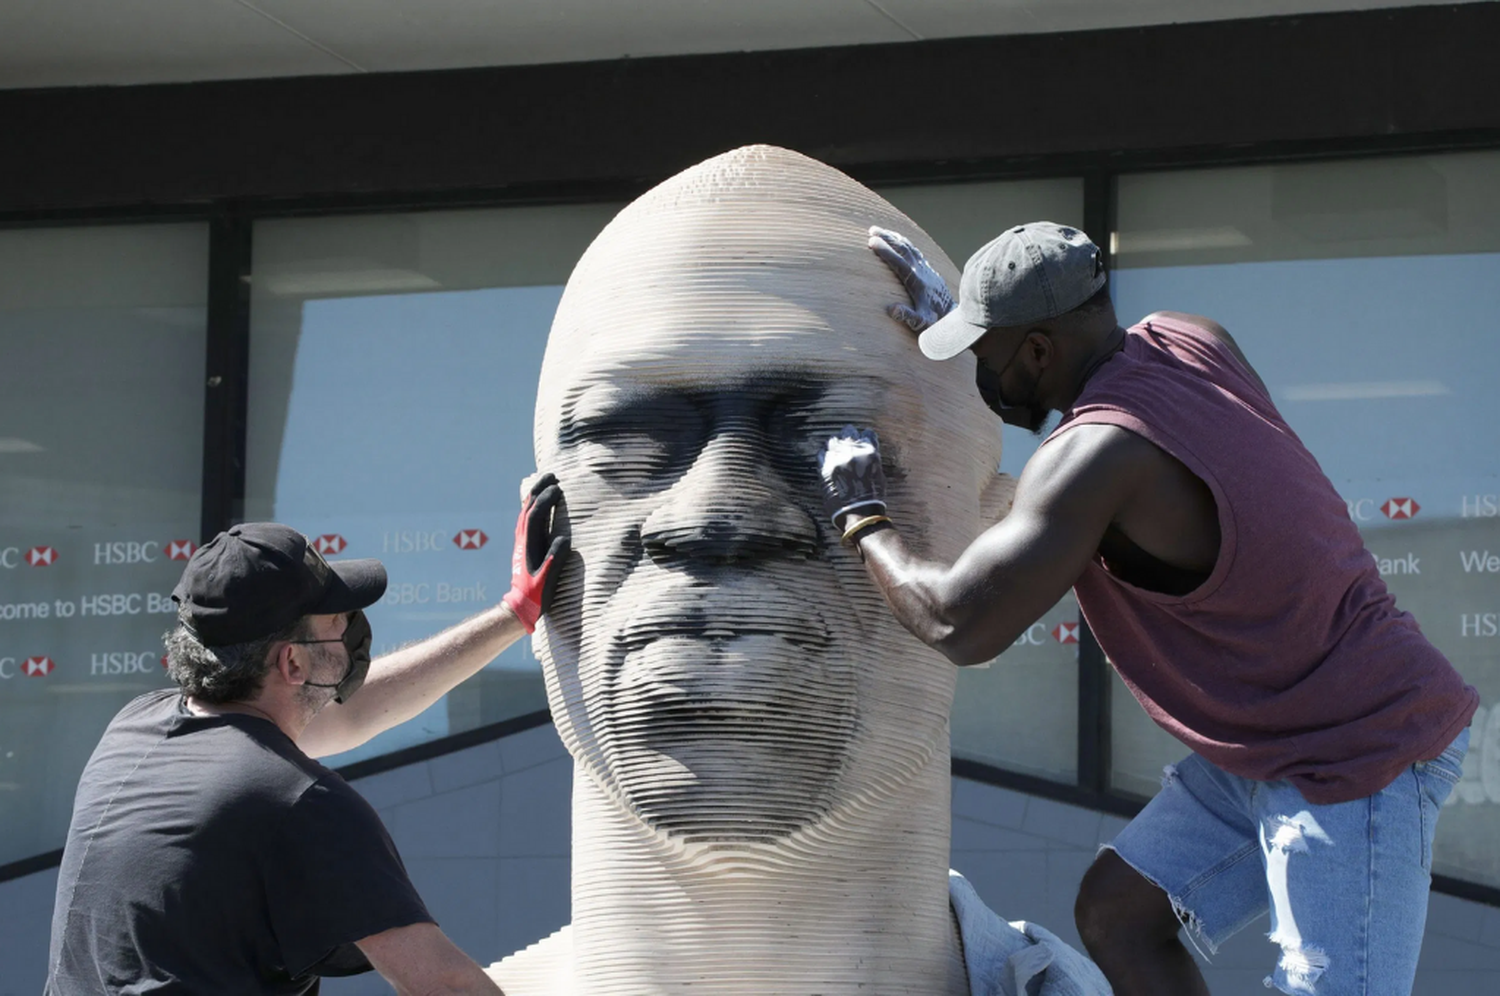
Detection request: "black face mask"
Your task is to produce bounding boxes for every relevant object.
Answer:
[975,333,1050,433]
[299,610,372,704]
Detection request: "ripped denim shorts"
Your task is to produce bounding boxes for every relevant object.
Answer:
[1104,728,1469,996]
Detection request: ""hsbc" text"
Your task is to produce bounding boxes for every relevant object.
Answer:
[94,541,160,565]
[91,652,159,675]
[382,531,445,554]
[1012,623,1050,647]
[1461,614,1500,638]
[1461,495,1500,518]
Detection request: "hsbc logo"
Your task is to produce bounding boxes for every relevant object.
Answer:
[453,529,488,551]
[1381,498,1420,521]
[165,540,197,561]
[0,545,65,566]
[92,539,200,566]
[1345,497,1421,522]
[1011,620,1083,648]
[0,657,51,679]
[312,535,347,556]
[380,529,492,553]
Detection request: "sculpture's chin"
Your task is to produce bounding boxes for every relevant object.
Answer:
[609,728,853,843]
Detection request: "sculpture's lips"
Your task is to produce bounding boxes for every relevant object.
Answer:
[612,633,855,751]
[609,597,832,655]
[606,595,844,715]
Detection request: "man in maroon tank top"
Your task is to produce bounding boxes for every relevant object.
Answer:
[818,222,1477,996]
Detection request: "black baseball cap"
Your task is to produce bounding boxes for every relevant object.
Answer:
[171,523,387,647]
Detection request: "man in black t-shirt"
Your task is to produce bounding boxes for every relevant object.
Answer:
[46,477,568,994]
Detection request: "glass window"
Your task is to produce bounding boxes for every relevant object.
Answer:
[1110,151,1500,887]
[0,223,208,867]
[879,178,1087,783]
[245,205,623,766]
[245,179,1089,782]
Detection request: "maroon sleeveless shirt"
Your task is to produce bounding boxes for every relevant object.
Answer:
[1050,315,1477,804]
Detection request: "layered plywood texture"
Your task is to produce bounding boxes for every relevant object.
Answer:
[490,145,1008,994]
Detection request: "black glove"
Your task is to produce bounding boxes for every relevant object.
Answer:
[501,473,570,632]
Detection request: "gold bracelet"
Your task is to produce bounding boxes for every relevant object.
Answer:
[841,514,892,547]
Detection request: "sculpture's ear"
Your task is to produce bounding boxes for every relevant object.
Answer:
[979,471,1018,524]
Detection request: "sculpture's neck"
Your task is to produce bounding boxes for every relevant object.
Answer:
[567,745,969,996]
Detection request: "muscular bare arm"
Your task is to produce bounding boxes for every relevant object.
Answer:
[850,424,1150,665]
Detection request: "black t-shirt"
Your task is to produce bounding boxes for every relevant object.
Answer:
[45,689,432,995]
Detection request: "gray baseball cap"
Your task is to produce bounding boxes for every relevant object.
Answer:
[919,221,1106,360]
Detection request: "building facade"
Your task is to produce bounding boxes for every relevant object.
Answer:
[3,3,1500,992]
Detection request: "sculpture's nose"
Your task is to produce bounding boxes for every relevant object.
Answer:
[639,425,819,563]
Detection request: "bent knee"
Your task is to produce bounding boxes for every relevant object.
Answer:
[1076,849,1180,949]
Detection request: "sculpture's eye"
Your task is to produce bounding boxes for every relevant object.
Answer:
[566,395,705,483]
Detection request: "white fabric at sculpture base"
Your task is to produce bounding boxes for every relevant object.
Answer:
[949,871,1113,996]
[492,871,1109,996]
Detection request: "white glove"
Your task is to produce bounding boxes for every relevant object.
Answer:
[869,226,955,333]
[818,426,888,526]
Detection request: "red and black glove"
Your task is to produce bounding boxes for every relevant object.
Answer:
[501,473,569,633]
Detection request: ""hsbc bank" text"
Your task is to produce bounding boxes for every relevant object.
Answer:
[383,582,489,605]
[79,593,177,616]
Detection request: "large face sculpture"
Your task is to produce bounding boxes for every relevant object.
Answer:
[533,146,1004,844]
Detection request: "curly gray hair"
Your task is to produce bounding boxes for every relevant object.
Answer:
[163,610,308,704]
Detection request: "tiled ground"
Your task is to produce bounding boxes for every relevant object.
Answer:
[4,723,1497,994]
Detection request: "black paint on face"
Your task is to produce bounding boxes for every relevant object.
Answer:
[529,152,991,850]
[547,372,905,843]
